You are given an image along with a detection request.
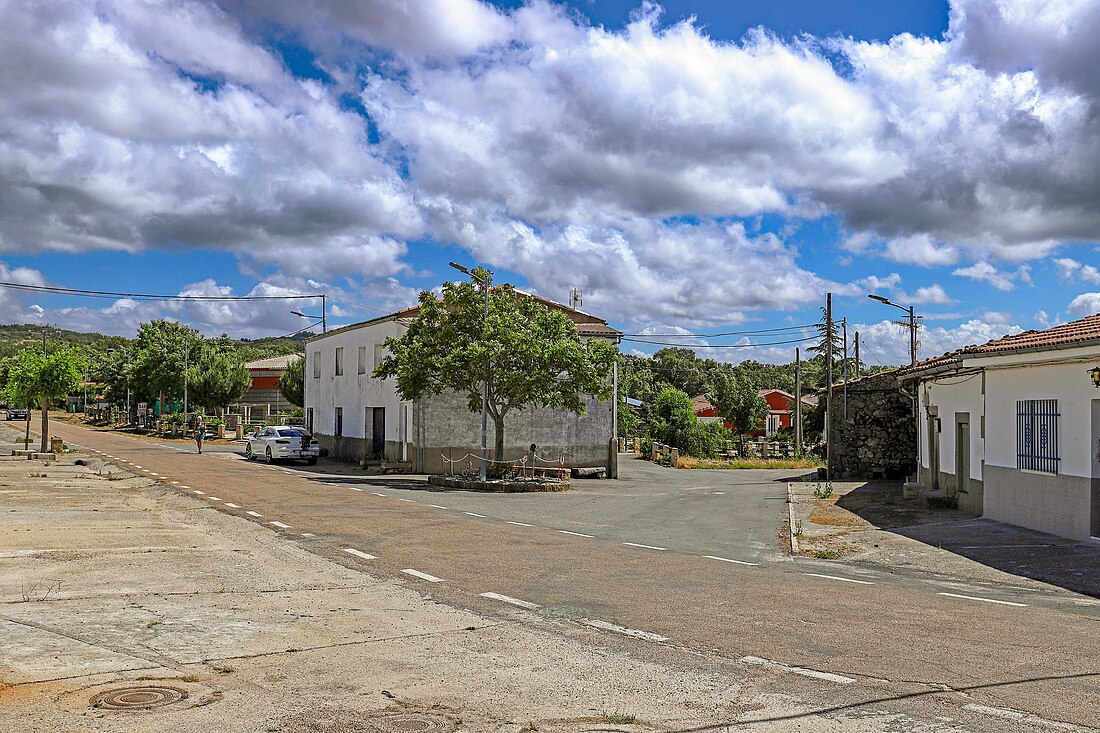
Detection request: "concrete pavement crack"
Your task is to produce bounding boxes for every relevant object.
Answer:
[0,614,181,670]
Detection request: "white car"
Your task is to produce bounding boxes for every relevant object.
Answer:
[245,426,320,465]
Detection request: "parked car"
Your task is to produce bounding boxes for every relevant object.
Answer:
[244,425,319,465]
[6,407,28,421]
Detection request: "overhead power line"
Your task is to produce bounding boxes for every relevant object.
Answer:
[622,323,815,338]
[622,335,817,348]
[0,281,323,302]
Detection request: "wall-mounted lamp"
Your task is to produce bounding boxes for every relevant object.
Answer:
[1090,366,1100,388]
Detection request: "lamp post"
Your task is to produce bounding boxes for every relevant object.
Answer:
[449,261,491,484]
[290,295,326,334]
[868,294,917,367]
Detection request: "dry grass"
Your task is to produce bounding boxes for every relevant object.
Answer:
[676,456,823,470]
[809,502,866,527]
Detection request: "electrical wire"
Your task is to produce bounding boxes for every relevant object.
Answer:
[622,323,815,338]
[0,281,322,302]
[622,335,817,348]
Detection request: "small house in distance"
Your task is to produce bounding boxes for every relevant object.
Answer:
[302,291,622,474]
[903,313,1100,541]
[241,355,300,410]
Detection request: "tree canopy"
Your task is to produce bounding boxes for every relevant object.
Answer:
[279,356,304,407]
[710,371,768,441]
[3,346,86,451]
[186,341,251,415]
[375,273,618,461]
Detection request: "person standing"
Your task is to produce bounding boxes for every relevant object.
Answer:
[194,415,206,454]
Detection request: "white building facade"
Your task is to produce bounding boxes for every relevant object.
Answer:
[910,315,1100,541]
[303,297,622,474]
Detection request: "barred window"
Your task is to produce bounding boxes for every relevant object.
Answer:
[1017,399,1059,474]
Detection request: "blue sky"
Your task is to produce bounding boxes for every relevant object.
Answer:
[1,0,1098,366]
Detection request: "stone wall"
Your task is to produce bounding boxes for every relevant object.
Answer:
[827,371,915,480]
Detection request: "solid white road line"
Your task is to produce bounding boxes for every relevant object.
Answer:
[343,548,377,560]
[805,573,875,585]
[245,511,263,517]
[704,555,759,566]
[581,619,667,643]
[270,521,291,529]
[507,521,534,527]
[401,568,444,583]
[938,592,1027,607]
[741,656,855,685]
[623,542,667,551]
[557,530,593,538]
[464,512,486,518]
[224,503,240,508]
[480,592,541,610]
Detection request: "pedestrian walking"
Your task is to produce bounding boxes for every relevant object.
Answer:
[194,415,206,454]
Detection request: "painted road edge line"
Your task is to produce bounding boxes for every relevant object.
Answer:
[343,548,377,560]
[938,592,1027,607]
[623,542,667,551]
[558,530,594,538]
[401,568,444,583]
[581,619,667,643]
[704,555,758,566]
[805,573,875,585]
[480,592,541,610]
[741,656,855,685]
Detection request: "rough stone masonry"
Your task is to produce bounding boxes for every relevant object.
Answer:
[827,371,916,480]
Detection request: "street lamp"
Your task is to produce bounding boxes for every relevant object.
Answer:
[290,295,326,333]
[868,294,918,367]
[449,261,492,484]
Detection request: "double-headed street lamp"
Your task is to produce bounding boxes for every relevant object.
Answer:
[868,294,917,367]
[449,261,491,484]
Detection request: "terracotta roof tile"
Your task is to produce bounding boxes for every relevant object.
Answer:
[963,313,1100,355]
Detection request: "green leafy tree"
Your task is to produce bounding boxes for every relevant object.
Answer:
[3,346,86,452]
[374,272,618,462]
[647,387,698,449]
[278,356,305,407]
[186,344,251,416]
[130,320,201,412]
[710,371,768,448]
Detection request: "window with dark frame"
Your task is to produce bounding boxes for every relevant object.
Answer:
[1017,399,1059,474]
[335,347,344,376]
[334,406,343,437]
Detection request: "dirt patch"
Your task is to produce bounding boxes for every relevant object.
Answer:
[808,501,866,527]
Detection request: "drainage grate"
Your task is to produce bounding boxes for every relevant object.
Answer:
[90,686,188,710]
[367,713,456,733]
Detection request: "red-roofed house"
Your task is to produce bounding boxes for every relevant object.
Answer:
[902,313,1100,541]
[692,390,816,436]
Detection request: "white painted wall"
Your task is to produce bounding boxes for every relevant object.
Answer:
[303,319,409,444]
[918,372,985,480]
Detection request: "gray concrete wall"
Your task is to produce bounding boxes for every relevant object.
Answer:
[984,464,1093,541]
[415,391,612,474]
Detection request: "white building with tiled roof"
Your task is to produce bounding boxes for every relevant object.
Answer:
[902,313,1100,541]
[302,287,622,474]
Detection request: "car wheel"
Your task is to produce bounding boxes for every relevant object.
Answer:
[265,447,274,464]
[244,443,253,460]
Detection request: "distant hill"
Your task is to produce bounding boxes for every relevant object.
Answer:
[0,324,305,361]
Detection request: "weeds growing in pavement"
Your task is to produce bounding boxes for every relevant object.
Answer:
[603,713,637,724]
[812,482,834,499]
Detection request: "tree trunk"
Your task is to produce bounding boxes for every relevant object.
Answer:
[23,412,30,448]
[39,398,49,453]
[493,414,505,467]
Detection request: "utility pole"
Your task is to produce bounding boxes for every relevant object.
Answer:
[842,318,849,420]
[854,331,860,379]
[794,347,802,455]
[908,305,916,367]
[825,293,833,481]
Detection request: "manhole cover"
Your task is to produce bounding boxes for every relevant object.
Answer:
[90,686,188,710]
[368,713,456,733]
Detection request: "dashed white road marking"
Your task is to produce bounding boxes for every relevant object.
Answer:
[401,568,444,583]
[741,656,855,685]
[396,498,416,503]
[480,592,540,610]
[192,490,205,495]
[348,487,364,492]
[372,492,387,497]
[805,573,875,585]
[343,548,376,560]
[938,592,1027,607]
[557,530,593,538]
[962,703,1092,732]
[170,481,179,485]
[270,521,291,529]
[133,465,143,469]
[224,503,240,508]
[180,485,191,489]
[581,619,667,643]
[704,555,758,566]
[623,542,667,551]
[150,473,160,477]
[464,512,486,518]
[207,497,221,501]
[245,511,263,517]
[300,533,315,538]
[507,521,534,527]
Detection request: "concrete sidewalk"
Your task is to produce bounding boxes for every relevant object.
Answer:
[789,478,1100,601]
[2,428,991,733]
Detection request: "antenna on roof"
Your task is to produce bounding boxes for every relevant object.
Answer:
[569,288,583,310]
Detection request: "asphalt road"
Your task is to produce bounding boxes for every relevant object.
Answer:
[50,420,1100,731]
